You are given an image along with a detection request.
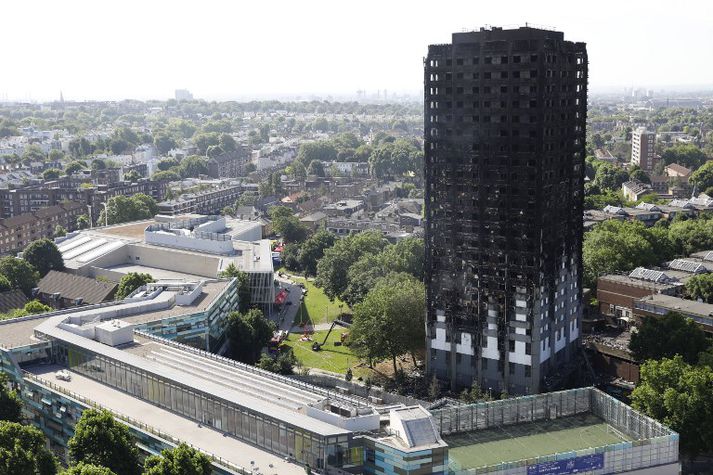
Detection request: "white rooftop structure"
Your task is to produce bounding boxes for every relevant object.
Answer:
[55,215,275,308]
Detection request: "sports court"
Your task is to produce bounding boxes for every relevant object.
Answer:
[445,413,632,470]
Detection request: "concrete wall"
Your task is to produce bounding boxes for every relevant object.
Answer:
[127,245,220,277]
[145,230,234,255]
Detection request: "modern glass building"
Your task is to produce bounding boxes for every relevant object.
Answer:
[0,275,679,475]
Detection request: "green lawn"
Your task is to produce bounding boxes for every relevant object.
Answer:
[290,276,350,327]
[283,330,365,377]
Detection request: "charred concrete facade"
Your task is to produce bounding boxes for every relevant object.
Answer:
[424,27,588,394]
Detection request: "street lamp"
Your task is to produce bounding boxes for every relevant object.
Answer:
[101,202,108,227]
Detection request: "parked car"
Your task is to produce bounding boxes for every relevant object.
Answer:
[55,370,71,381]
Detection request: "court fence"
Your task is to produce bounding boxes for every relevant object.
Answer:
[431,387,679,475]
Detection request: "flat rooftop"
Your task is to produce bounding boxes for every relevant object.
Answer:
[0,280,230,347]
[32,311,358,436]
[119,281,229,324]
[445,413,631,471]
[103,264,207,282]
[26,365,306,475]
[0,314,51,348]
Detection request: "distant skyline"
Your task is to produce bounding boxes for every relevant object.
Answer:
[1,0,712,102]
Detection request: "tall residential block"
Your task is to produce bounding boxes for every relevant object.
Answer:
[424,27,588,394]
[631,127,656,170]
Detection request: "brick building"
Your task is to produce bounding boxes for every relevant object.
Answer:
[0,202,85,255]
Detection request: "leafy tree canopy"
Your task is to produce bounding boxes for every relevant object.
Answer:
[631,356,713,458]
[629,312,709,364]
[68,410,140,475]
[0,373,22,423]
[115,272,155,300]
[350,273,426,374]
[0,421,57,475]
[684,273,713,304]
[143,443,211,475]
[62,463,117,475]
[0,257,40,297]
[227,309,275,364]
[315,231,387,300]
[23,238,65,277]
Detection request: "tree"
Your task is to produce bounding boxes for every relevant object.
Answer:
[0,275,11,292]
[54,225,67,238]
[631,356,713,458]
[143,443,211,475]
[297,141,338,166]
[0,373,22,423]
[661,144,708,169]
[206,145,224,159]
[0,421,57,475]
[226,309,275,364]
[65,161,87,175]
[218,134,237,153]
[219,263,251,313]
[349,273,426,374]
[151,170,181,182]
[257,350,297,375]
[193,133,220,155]
[629,168,651,184]
[0,257,40,297]
[42,168,62,180]
[76,215,91,230]
[157,158,180,171]
[98,194,158,226]
[582,220,666,288]
[306,160,325,177]
[315,231,387,300]
[68,138,93,158]
[62,463,116,475]
[269,207,309,243]
[296,230,336,277]
[689,160,713,191]
[178,156,209,178]
[342,254,389,307]
[629,312,709,364]
[286,162,307,180]
[123,170,141,182]
[23,239,65,277]
[24,300,52,314]
[115,273,154,300]
[592,163,630,191]
[68,409,140,475]
[153,132,177,155]
[91,159,107,171]
[684,273,713,304]
[669,218,713,255]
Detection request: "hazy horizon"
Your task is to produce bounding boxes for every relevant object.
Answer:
[2,0,712,102]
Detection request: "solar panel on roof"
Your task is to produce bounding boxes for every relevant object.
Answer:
[629,267,673,283]
[703,251,713,262]
[668,259,709,274]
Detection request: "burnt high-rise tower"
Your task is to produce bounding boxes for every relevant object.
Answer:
[424,27,587,394]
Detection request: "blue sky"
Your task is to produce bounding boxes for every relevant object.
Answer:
[2,0,711,101]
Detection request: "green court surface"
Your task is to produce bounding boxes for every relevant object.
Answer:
[445,413,631,470]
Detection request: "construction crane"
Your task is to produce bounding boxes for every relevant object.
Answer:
[311,319,351,351]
